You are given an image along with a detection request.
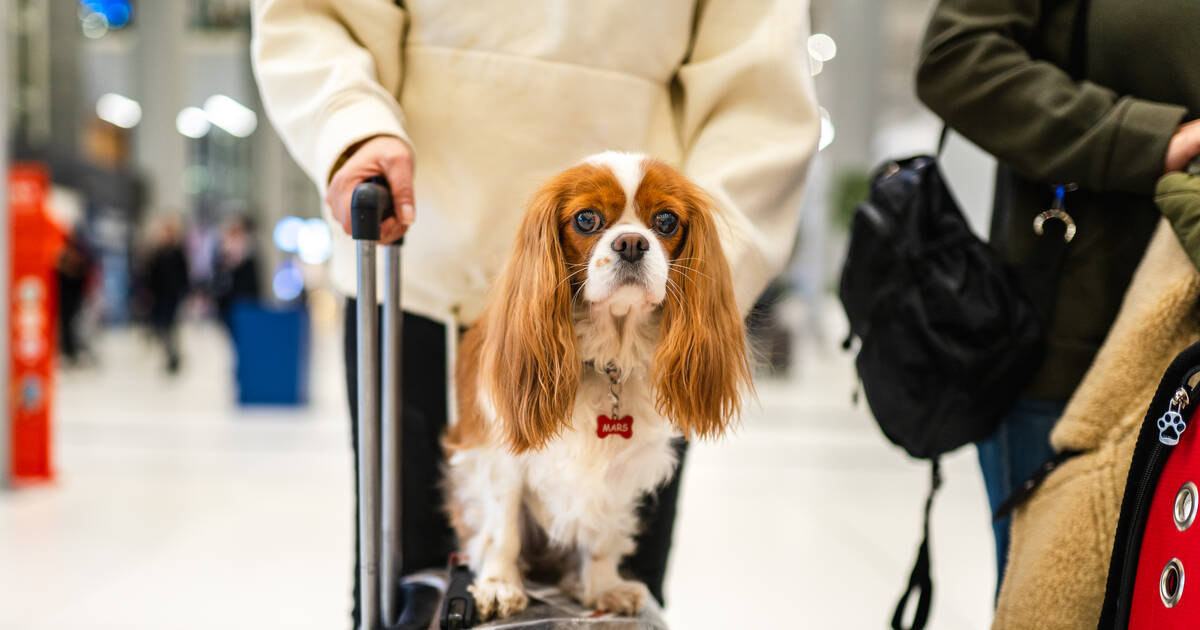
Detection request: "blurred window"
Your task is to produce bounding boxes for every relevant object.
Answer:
[189,0,250,31]
[184,125,253,224]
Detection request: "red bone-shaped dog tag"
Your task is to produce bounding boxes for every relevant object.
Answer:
[596,415,633,439]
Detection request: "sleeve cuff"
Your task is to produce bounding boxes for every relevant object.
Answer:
[313,96,412,193]
[726,240,773,317]
[707,194,776,316]
[1157,172,1200,272]
[1108,98,1188,195]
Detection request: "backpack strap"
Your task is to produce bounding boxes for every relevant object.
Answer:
[992,449,1082,522]
[1016,186,1074,322]
[891,459,942,630]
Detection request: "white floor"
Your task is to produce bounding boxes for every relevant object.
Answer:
[0,312,996,629]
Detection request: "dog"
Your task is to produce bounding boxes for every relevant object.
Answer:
[443,151,751,620]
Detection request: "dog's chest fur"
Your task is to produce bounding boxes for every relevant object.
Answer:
[525,305,679,546]
[521,371,678,547]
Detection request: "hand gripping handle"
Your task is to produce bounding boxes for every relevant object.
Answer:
[351,175,395,242]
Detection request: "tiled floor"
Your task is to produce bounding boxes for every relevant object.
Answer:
[0,312,995,629]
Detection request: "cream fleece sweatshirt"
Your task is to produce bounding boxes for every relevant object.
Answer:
[251,0,819,322]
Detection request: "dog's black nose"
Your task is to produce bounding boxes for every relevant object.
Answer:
[612,233,649,263]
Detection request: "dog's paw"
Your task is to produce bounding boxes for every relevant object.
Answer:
[469,577,528,620]
[594,579,650,616]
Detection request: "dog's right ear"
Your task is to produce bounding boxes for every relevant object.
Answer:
[653,177,751,441]
[479,177,580,453]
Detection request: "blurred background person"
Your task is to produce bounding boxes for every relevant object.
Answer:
[54,224,98,365]
[212,214,261,333]
[142,215,191,374]
[916,0,1200,596]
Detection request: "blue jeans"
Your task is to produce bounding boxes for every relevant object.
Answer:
[976,398,1064,595]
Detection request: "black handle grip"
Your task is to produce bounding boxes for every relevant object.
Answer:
[350,175,394,241]
[439,562,477,629]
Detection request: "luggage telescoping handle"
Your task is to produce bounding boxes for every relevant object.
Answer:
[351,176,404,630]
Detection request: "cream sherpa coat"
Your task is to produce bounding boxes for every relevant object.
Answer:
[995,173,1200,629]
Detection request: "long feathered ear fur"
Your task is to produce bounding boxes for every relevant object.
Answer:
[653,186,751,440]
[478,181,580,453]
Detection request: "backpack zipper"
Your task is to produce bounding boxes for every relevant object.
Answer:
[1113,386,1191,628]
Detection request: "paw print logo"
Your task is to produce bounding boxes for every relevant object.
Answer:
[1159,410,1188,446]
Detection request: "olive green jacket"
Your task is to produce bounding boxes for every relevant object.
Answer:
[916,0,1195,402]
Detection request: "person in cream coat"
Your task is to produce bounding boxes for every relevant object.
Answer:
[250,0,819,624]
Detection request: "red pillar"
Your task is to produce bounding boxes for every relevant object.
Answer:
[8,163,59,482]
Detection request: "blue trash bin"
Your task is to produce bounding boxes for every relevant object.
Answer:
[230,300,310,405]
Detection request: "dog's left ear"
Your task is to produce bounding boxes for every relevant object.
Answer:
[653,185,751,439]
[479,177,580,453]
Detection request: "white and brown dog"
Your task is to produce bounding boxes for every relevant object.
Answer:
[443,151,750,620]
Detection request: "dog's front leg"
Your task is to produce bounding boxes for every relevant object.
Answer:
[571,531,650,615]
[464,457,527,620]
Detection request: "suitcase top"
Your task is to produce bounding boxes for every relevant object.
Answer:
[475,586,667,630]
[426,578,669,630]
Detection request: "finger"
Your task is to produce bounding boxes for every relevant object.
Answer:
[326,183,354,236]
[380,160,416,227]
[399,200,416,226]
[379,217,408,244]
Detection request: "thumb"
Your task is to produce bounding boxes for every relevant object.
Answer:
[381,159,415,227]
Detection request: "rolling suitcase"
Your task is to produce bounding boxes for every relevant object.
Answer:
[1097,341,1200,629]
[349,178,669,630]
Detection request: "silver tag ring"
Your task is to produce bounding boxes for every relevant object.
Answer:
[1033,209,1077,243]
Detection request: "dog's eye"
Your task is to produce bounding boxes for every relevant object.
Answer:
[573,209,603,234]
[652,211,679,236]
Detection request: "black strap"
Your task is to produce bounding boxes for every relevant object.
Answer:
[1019,214,1071,323]
[892,459,942,630]
[975,221,1072,528]
[992,449,1082,523]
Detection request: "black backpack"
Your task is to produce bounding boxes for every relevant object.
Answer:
[839,154,1066,629]
[840,155,1049,459]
